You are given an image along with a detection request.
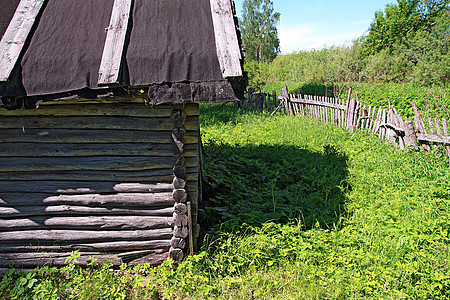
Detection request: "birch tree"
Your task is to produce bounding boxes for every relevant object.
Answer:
[240,0,280,63]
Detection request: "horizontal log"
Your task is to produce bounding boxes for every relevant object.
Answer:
[0,216,174,230]
[0,252,121,267]
[0,181,173,194]
[127,252,169,266]
[290,98,346,110]
[0,166,198,182]
[0,240,171,253]
[0,116,198,131]
[0,142,199,157]
[0,156,171,172]
[0,251,169,267]
[0,193,174,206]
[0,156,199,172]
[0,102,199,117]
[0,229,174,242]
[417,133,450,145]
[0,129,199,144]
[0,205,174,218]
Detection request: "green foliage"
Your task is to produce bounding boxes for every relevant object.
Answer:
[243,61,270,92]
[242,2,449,93]
[362,0,450,56]
[2,105,450,299]
[240,0,280,63]
[362,0,421,56]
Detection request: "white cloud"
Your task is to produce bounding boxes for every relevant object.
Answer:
[278,24,364,54]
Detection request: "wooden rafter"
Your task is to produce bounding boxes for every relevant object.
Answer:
[0,0,46,82]
[209,0,242,78]
[98,0,133,85]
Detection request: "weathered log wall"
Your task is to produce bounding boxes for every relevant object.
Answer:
[0,100,200,267]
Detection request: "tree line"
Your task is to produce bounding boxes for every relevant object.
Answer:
[240,0,450,91]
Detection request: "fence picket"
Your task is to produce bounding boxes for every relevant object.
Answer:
[442,119,450,156]
[429,118,436,135]
[435,119,443,136]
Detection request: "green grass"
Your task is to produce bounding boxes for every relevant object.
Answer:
[2,104,450,299]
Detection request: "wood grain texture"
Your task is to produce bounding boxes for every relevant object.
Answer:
[0,142,199,157]
[0,205,174,217]
[0,167,198,181]
[0,216,174,230]
[0,192,174,206]
[0,156,199,172]
[0,102,199,117]
[0,156,173,172]
[0,240,171,252]
[0,229,174,242]
[416,133,450,145]
[289,97,347,109]
[0,181,173,194]
[0,0,46,81]
[0,251,169,267]
[98,0,133,84]
[209,0,242,78]
[0,115,199,131]
[0,129,199,144]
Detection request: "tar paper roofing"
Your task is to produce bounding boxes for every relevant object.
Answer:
[0,0,245,106]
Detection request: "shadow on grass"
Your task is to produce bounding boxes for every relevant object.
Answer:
[199,141,350,236]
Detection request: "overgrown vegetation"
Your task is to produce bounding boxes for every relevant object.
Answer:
[2,104,449,299]
[244,1,450,116]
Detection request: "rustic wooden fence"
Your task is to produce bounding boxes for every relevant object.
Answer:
[241,87,450,157]
[239,92,279,111]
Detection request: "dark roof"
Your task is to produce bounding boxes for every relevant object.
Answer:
[0,0,245,106]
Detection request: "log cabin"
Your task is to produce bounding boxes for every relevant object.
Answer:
[0,0,245,269]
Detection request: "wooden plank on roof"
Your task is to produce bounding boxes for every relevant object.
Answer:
[0,0,46,82]
[209,0,242,78]
[98,0,133,85]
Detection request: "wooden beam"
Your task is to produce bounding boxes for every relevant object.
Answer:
[290,98,346,110]
[0,229,174,242]
[209,0,242,78]
[0,251,169,267]
[0,240,171,252]
[98,0,133,85]
[0,192,174,206]
[417,133,450,145]
[0,216,174,230]
[0,0,46,81]
[0,181,174,194]
[0,128,199,145]
[0,205,174,218]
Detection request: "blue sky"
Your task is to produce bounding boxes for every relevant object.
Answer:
[233,0,396,53]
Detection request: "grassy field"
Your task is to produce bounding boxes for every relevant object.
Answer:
[2,104,450,299]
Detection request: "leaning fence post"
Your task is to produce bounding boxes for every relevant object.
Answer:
[404,118,419,151]
[272,91,277,110]
[346,98,356,130]
[282,86,293,116]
